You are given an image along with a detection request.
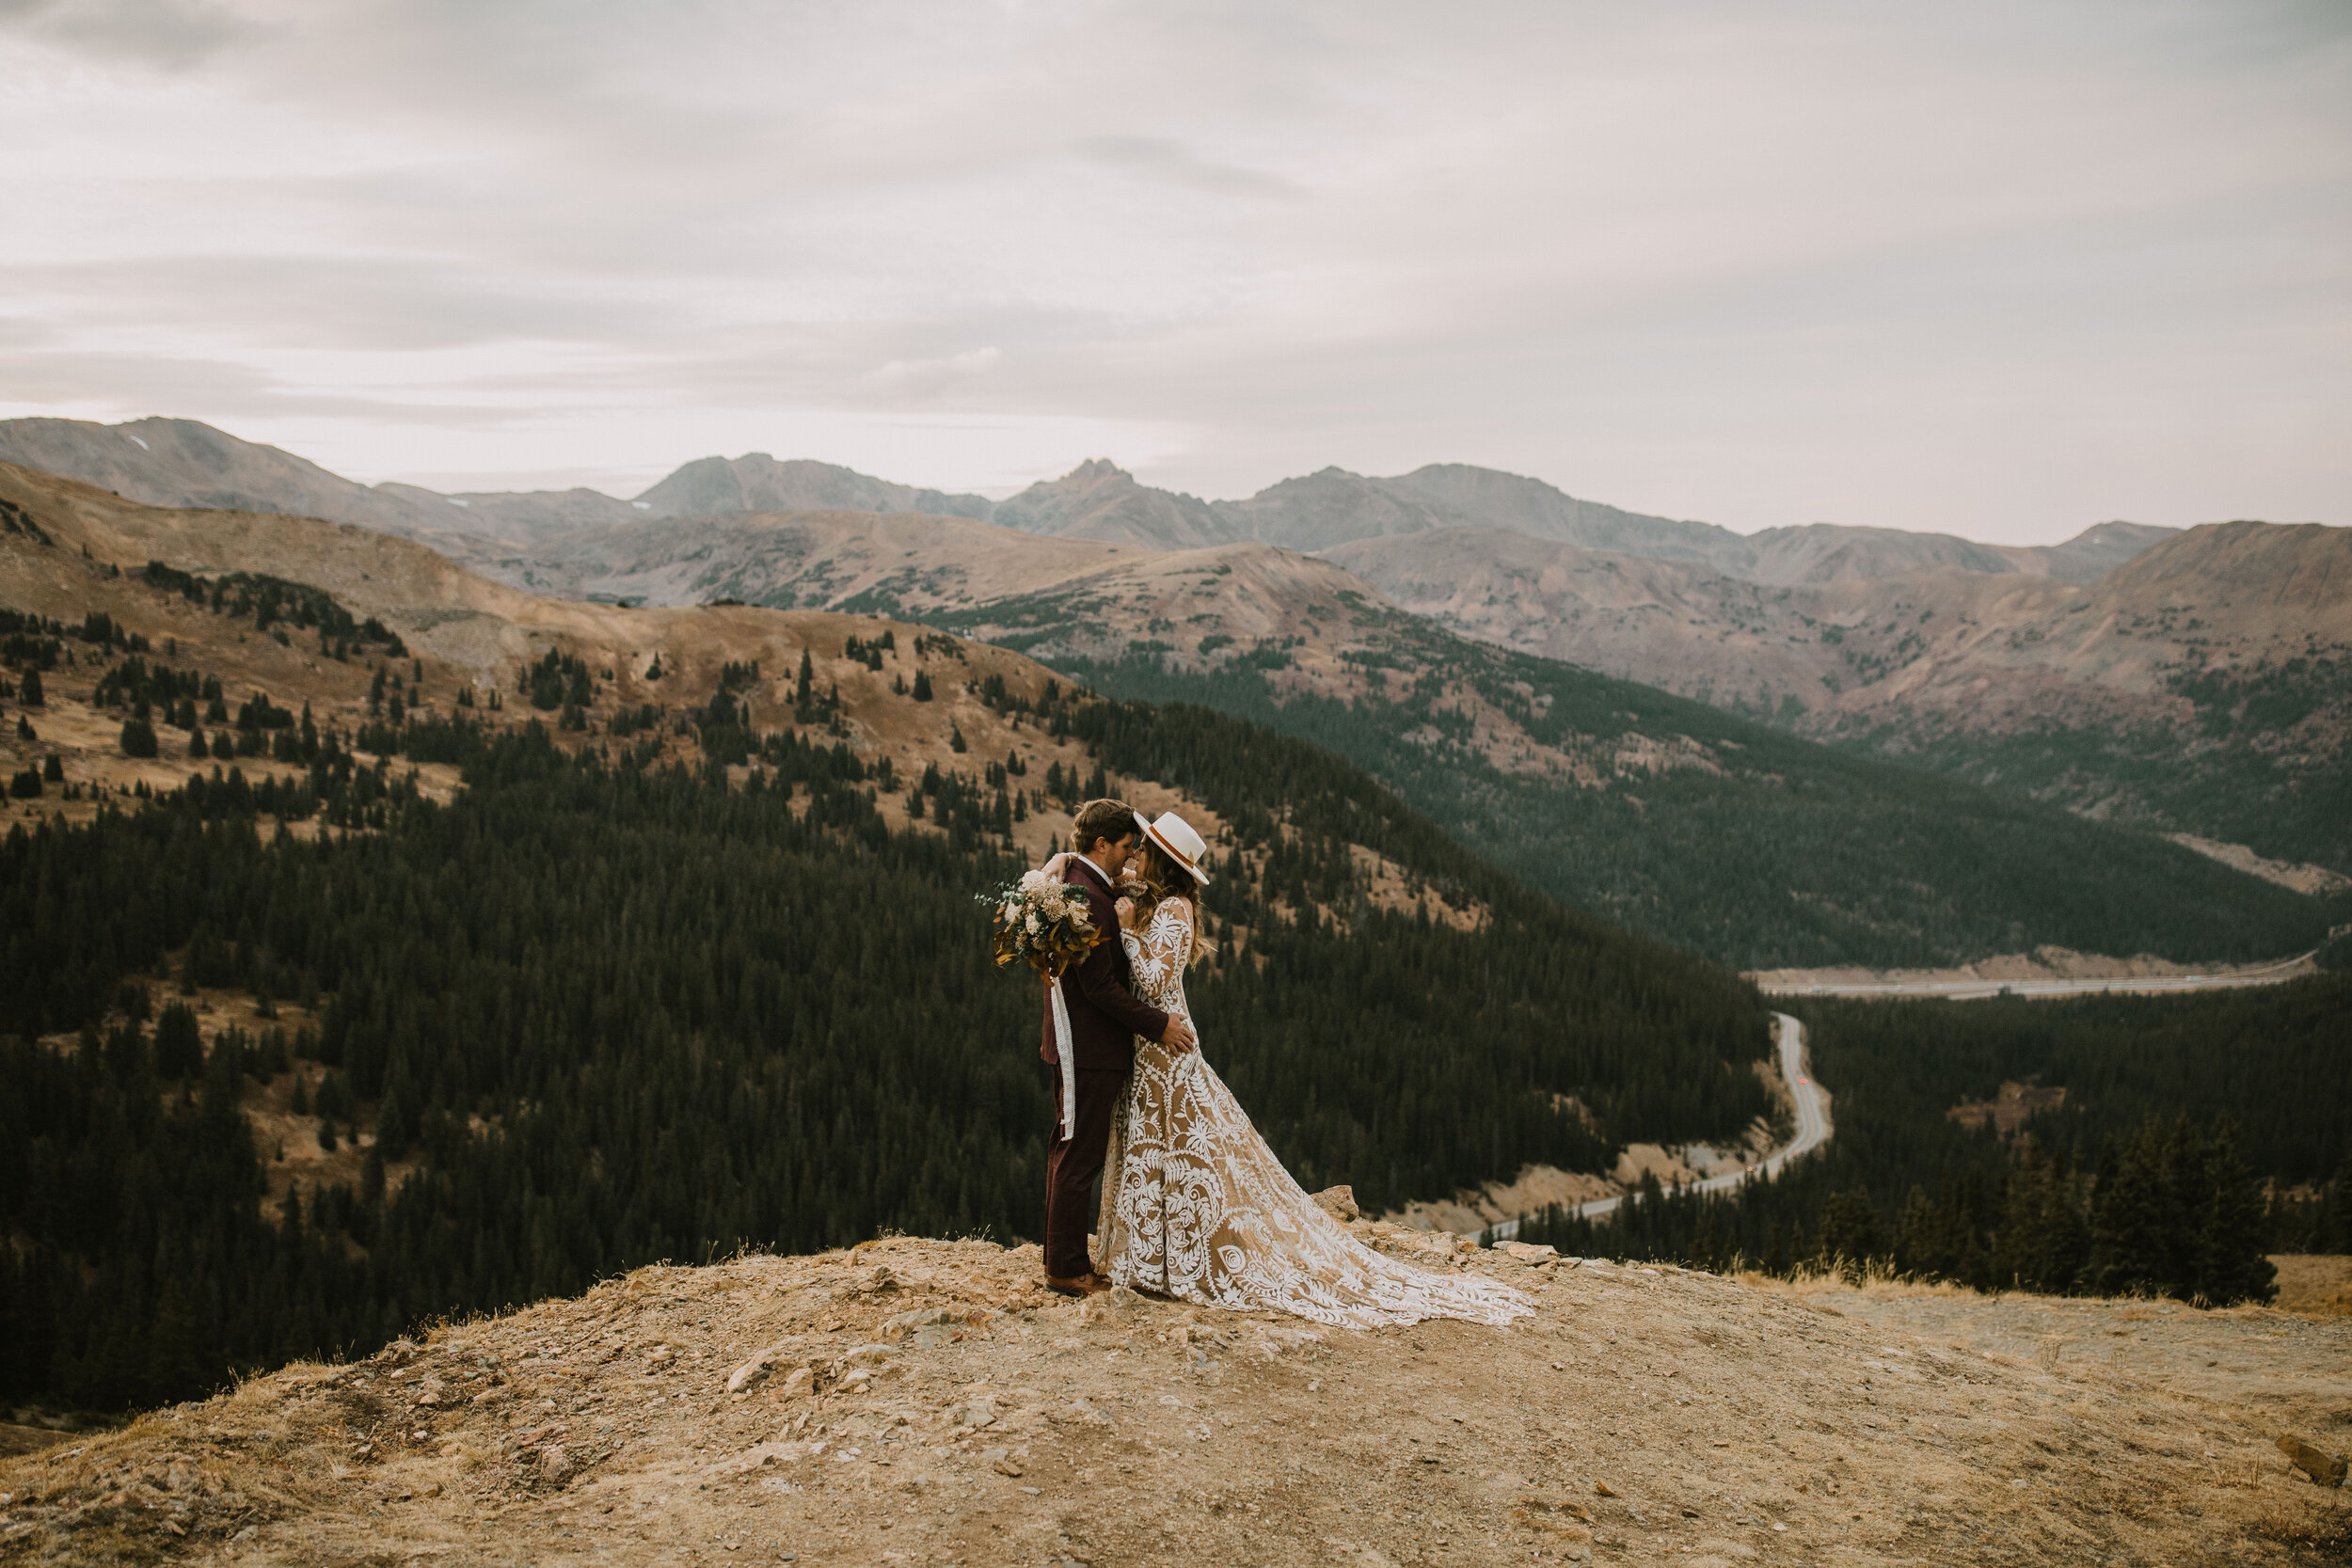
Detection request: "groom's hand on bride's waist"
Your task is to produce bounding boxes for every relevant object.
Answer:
[1159,1015,1198,1054]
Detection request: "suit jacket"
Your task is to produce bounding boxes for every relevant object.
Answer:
[1040,856,1169,1072]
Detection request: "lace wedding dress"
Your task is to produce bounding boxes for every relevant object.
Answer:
[1095,897,1531,1329]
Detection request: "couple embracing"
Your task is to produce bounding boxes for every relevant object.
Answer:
[1036,799,1529,1330]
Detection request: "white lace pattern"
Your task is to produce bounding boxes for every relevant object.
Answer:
[1097,898,1531,1330]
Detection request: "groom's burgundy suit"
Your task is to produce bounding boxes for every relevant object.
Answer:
[1041,854,1169,1280]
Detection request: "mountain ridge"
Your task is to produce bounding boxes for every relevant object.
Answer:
[0,415,2182,588]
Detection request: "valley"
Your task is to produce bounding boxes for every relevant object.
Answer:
[1,425,2342,1445]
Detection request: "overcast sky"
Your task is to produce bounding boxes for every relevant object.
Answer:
[4,0,2346,541]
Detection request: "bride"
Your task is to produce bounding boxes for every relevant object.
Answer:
[1055,811,1528,1331]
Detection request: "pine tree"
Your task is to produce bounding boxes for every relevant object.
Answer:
[152,1001,204,1080]
[377,1053,417,1156]
[1894,1185,1938,1278]
[146,1277,216,1405]
[1991,1139,2086,1293]
[2088,1117,2206,1298]
[1815,1188,1883,1282]
[2086,1129,2161,1296]
[2321,1148,2352,1254]
[2192,1117,2278,1306]
[912,669,933,702]
[18,668,40,706]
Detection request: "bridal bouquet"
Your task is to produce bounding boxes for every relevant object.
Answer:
[980,869,1102,980]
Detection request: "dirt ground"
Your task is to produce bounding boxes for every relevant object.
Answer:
[3,1235,2345,1568]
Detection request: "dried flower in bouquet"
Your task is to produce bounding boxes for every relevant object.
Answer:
[978,869,1102,980]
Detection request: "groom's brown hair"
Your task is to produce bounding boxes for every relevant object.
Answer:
[1069,798,1139,854]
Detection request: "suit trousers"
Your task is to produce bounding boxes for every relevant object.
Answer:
[1044,1067,1128,1280]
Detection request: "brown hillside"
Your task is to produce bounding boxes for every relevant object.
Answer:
[1331,520,2352,743]
[1735,523,2023,587]
[0,461,1183,869]
[0,418,462,547]
[0,1239,2344,1567]
[459,507,1126,613]
[988,459,1238,551]
[1994,521,2183,586]
[632,454,994,525]
[0,462,1464,942]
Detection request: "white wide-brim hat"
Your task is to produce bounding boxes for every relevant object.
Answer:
[1134,810,1212,885]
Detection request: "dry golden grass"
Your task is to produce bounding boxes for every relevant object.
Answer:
[3,1238,2346,1566]
[2271,1256,2352,1321]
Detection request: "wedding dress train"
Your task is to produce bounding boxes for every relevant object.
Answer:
[1095,897,1530,1329]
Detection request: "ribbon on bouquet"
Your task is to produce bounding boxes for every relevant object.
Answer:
[1048,974,1079,1142]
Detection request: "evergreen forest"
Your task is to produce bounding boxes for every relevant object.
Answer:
[1518,975,2352,1307]
[0,689,1772,1412]
[1020,638,2333,971]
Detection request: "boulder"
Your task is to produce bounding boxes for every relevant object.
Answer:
[881,1306,985,1348]
[725,1344,798,1396]
[1311,1186,1360,1222]
[1511,1490,1596,1529]
[949,1398,1000,1431]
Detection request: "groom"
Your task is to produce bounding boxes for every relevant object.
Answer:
[1041,798,1199,1296]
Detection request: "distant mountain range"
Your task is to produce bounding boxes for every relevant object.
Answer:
[0,415,2174,584]
[3,414,2343,879]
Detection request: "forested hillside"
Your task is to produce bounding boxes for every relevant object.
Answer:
[1520,974,2352,1306]
[0,703,1768,1412]
[1031,638,2328,971]
[1888,689,2352,884]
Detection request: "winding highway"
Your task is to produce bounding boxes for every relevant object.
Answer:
[1479,1011,1831,1243]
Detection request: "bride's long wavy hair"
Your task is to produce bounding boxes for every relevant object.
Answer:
[1131,839,1216,965]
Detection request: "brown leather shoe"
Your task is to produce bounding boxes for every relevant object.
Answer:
[1044,1271,1110,1298]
